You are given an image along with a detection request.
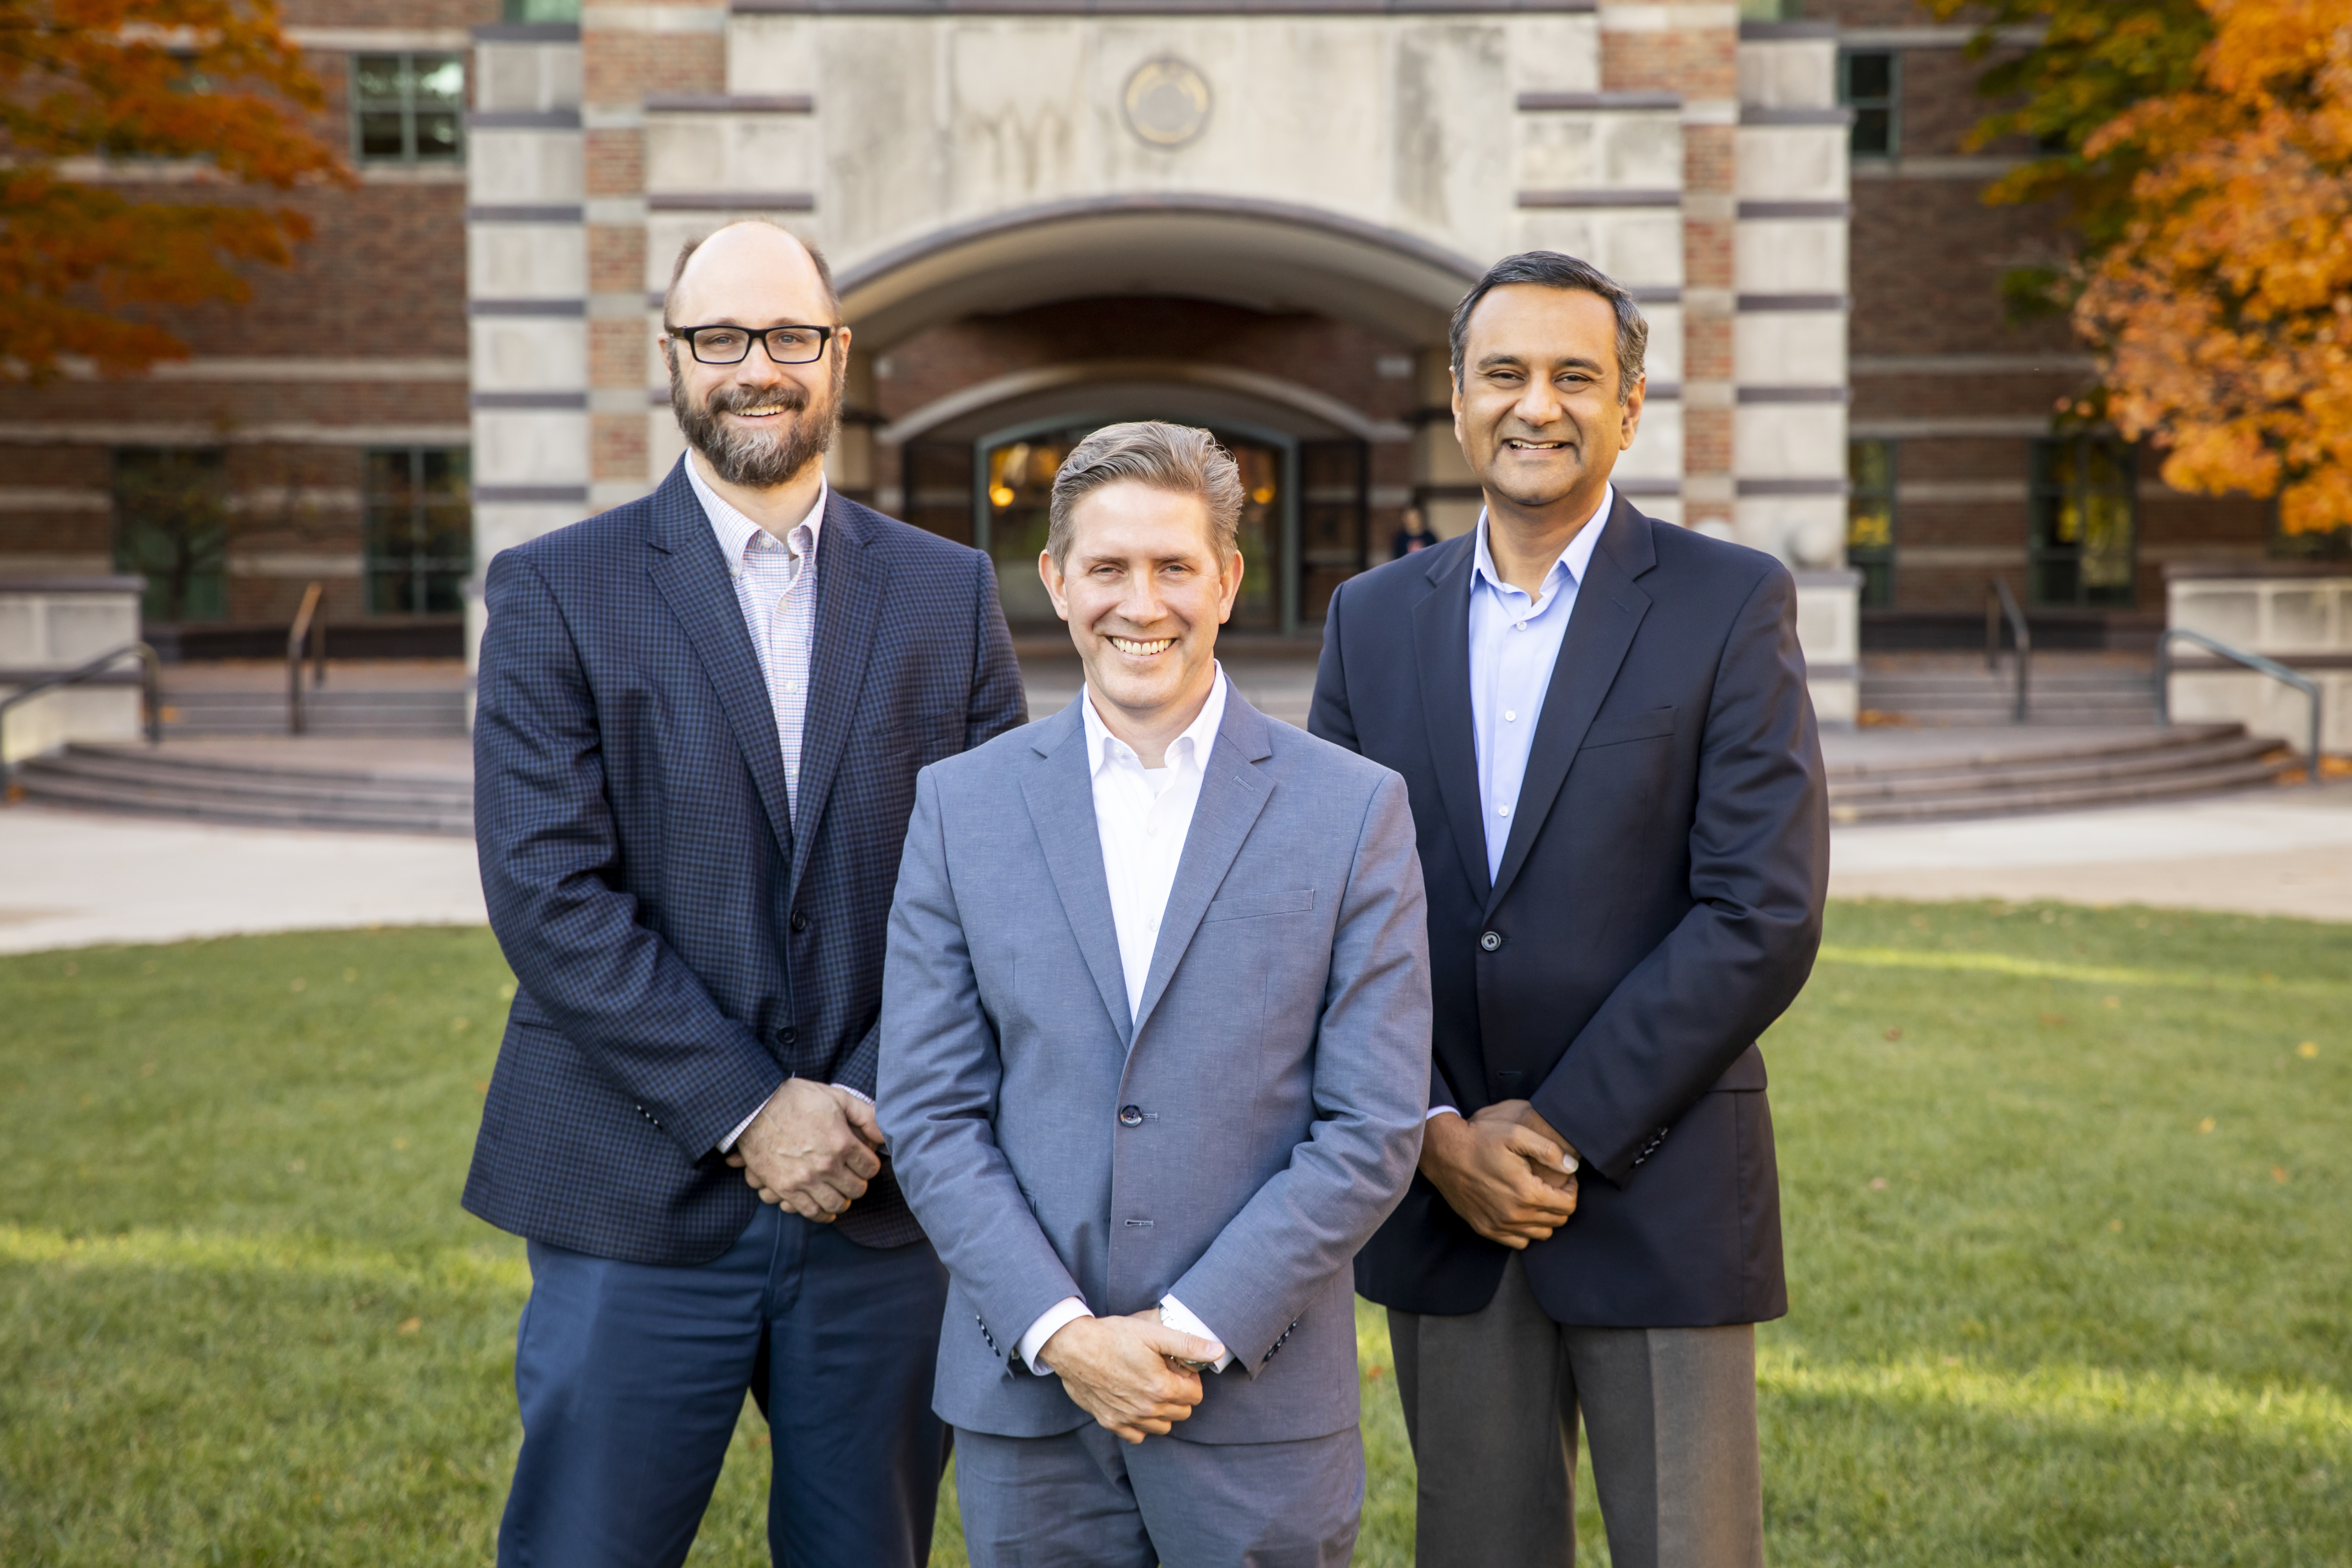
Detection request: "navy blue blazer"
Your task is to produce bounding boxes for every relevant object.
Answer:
[1311,494,1828,1326]
[464,458,1027,1265]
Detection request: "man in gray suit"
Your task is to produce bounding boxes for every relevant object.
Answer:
[880,421,1433,1568]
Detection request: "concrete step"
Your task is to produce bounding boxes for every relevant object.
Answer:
[15,746,472,836]
[160,687,467,737]
[1826,724,2293,823]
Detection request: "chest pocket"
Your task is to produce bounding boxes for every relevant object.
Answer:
[1202,888,1316,922]
[1579,704,1677,750]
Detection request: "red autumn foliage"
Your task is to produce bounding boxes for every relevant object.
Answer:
[0,0,352,381]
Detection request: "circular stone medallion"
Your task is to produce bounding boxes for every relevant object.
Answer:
[1123,58,1212,149]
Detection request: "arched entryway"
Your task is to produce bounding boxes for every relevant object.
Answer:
[828,197,1481,635]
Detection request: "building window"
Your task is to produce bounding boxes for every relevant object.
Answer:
[504,0,582,17]
[2029,436,2138,608]
[113,449,230,623]
[352,54,464,164]
[1847,440,1896,609]
[1738,0,1804,17]
[363,450,472,615]
[1841,50,1899,158]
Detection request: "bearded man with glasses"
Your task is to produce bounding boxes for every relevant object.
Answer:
[466,217,1027,1568]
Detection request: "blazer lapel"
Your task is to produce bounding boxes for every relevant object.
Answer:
[644,458,797,854]
[1410,537,1491,908]
[1129,692,1276,1042]
[786,491,886,906]
[1019,699,1135,1050]
[1483,496,1656,917]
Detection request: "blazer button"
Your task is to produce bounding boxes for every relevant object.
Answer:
[790,911,810,934]
[1479,931,1504,952]
[774,1026,796,1047]
[1118,1106,1144,1128]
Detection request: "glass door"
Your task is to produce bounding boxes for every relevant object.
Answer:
[977,423,1289,632]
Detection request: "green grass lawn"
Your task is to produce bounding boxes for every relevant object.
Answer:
[1,902,2345,1566]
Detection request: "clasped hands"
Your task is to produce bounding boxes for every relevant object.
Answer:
[1040,1309,1228,1445]
[1419,1098,1580,1250]
[724,1078,884,1222]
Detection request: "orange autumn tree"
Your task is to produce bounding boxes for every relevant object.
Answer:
[0,0,351,381]
[2075,0,2352,540]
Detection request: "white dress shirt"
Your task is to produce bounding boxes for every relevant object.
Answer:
[1428,487,1611,1126]
[1017,668,1236,1375]
[681,458,867,1152]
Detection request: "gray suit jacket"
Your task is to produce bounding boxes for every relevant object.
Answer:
[879,688,1432,1444]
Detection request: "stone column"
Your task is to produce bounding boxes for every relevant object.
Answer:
[583,0,729,515]
[1599,0,1737,536]
[465,22,588,678]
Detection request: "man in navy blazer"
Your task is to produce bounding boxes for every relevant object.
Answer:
[1312,253,1830,1568]
[466,220,1025,1567]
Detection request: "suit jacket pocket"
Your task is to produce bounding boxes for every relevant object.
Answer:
[1202,888,1316,923]
[1579,704,1678,750]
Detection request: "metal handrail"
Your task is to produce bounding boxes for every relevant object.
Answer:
[0,642,164,799]
[1984,578,2032,723]
[287,581,327,735]
[2154,628,2325,787]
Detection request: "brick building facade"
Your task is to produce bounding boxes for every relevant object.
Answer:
[0,0,2282,665]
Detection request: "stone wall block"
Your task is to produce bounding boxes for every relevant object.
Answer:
[469,224,588,299]
[474,411,591,486]
[1734,126,1846,202]
[1735,402,1845,478]
[468,129,585,206]
[1736,310,1845,386]
[473,318,590,393]
[1736,40,1834,110]
[1736,217,1847,293]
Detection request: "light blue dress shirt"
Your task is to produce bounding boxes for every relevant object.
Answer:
[1467,485,1614,884]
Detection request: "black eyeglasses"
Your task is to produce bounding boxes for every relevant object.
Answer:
[669,324,837,366]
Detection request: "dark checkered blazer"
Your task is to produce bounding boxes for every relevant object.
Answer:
[464,457,1027,1264]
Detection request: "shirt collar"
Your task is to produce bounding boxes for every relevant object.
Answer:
[1471,483,1614,606]
[1081,663,1229,778]
[684,451,828,579]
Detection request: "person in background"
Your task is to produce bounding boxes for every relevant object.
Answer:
[1391,502,1440,560]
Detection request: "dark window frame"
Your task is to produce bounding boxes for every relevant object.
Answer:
[112,447,231,624]
[2027,435,2139,608]
[1840,49,1900,159]
[362,448,473,616]
[351,52,466,165]
[1847,438,1897,610]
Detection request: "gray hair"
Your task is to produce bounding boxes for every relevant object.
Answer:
[1047,421,1245,567]
[1449,250,1648,405]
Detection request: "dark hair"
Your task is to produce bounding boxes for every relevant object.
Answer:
[1047,421,1244,567]
[662,219,840,328]
[1448,251,1648,405]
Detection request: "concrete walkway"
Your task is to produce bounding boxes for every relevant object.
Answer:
[1830,780,2352,922]
[0,805,486,956]
[5,655,2348,952]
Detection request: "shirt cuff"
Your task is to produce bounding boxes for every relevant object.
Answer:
[1159,1294,1236,1372]
[1018,1297,1092,1375]
[1425,1104,1461,1122]
[720,1089,778,1153]
[831,1083,874,1107]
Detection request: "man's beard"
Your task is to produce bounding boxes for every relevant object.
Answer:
[670,355,844,488]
